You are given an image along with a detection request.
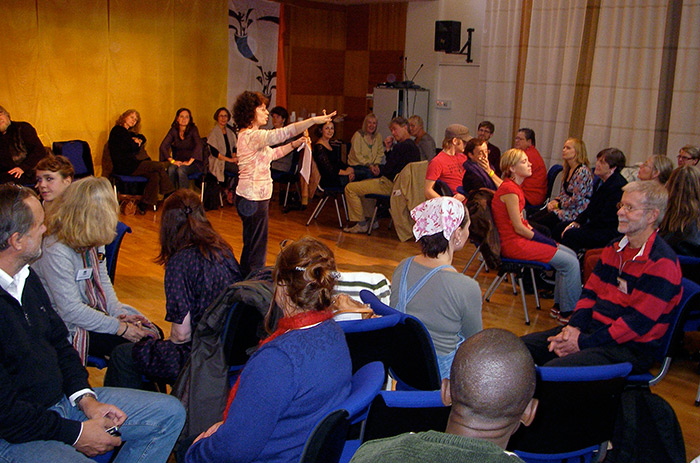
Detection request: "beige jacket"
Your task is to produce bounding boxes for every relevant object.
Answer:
[390,161,428,241]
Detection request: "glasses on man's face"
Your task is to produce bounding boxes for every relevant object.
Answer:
[678,154,693,161]
[616,202,651,213]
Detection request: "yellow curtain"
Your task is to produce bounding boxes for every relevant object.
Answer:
[0,0,228,174]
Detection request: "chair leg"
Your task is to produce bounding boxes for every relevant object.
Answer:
[333,197,343,228]
[509,273,518,295]
[695,379,700,406]
[484,272,507,302]
[530,267,542,310]
[200,180,205,203]
[367,205,379,236]
[283,183,291,208]
[341,194,349,221]
[462,245,482,274]
[516,275,530,325]
[306,196,328,226]
[473,261,487,279]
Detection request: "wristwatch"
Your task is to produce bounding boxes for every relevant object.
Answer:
[75,392,97,407]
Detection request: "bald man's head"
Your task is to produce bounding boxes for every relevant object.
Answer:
[450,329,536,423]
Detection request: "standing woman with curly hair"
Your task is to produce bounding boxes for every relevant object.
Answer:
[104,189,242,388]
[160,108,204,189]
[185,236,352,463]
[231,91,335,276]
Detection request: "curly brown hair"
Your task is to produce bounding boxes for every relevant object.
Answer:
[233,91,269,129]
[115,109,141,133]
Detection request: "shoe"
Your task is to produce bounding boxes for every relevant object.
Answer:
[549,304,560,319]
[343,222,369,233]
[136,202,148,215]
[539,288,554,299]
[556,312,572,325]
[371,221,380,230]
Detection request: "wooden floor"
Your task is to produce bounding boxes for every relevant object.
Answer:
[96,189,700,461]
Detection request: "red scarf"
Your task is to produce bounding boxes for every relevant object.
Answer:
[222,309,334,419]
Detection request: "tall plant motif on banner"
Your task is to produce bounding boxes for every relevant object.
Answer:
[256,65,276,100]
[229,8,279,63]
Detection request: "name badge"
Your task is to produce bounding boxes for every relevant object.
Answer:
[76,268,93,281]
[617,277,628,295]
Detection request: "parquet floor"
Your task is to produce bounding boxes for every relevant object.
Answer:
[91,188,700,461]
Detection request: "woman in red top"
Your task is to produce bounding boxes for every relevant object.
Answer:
[492,149,581,322]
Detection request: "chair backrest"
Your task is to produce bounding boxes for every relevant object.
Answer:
[52,140,94,178]
[362,390,451,443]
[514,445,600,463]
[546,164,564,200]
[299,362,385,463]
[221,299,266,367]
[350,290,442,391]
[652,277,700,364]
[507,363,632,455]
[104,221,132,283]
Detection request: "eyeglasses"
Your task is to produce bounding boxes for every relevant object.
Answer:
[677,154,694,161]
[616,202,651,213]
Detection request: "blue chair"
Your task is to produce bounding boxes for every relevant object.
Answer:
[628,277,700,386]
[104,221,132,283]
[112,174,150,208]
[306,185,348,228]
[362,390,450,443]
[187,171,206,202]
[545,164,564,201]
[483,258,553,325]
[515,445,601,463]
[90,449,117,463]
[507,363,632,459]
[53,140,94,178]
[354,290,441,391]
[299,361,385,463]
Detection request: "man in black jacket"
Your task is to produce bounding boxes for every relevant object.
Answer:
[343,116,421,233]
[0,184,185,462]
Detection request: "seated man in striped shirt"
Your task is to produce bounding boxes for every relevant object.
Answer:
[522,180,682,374]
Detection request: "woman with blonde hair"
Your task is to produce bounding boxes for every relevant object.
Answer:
[185,236,352,463]
[32,177,157,364]
[529,137,593,240]
[348,113,384,181]
[638,154,673,185]
[492,149,581,323]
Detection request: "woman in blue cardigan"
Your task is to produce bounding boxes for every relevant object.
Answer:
[185,237,352,463]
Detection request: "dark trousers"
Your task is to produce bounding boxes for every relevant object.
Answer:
[521,326,653,374]
[88,330,130,358]
[0,171,36,186]
[236,195,269,277]
[104,342,143,389]
[560,225,621,254]
[132,160,175,205]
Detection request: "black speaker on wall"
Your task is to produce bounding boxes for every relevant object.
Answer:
[435,21,461,53]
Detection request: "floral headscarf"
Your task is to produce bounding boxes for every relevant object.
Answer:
[411,196,465,241]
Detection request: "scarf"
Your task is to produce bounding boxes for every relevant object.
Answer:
[222,309,334,419]
[73,247,109,364]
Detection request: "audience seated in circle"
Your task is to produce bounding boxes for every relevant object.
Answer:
[528,138,593,241]
[491,149,581,322]
[637,154,673,185]
[461,136,502,195]
[207,107,239,203]
[408,115,436,162]
[350,329,537,463]
[390,196,482,379]
[0,105,46,185]
[108,109,175,214]
[35,154,74,208]
[32,177,159,366]
[185,237,352,463]
[313,120,355,189]
[348,113,385,181]
[104,189,243,388]
[0,183,185,462]
[159,108,204,190]
[512,128,547,207]
[424,124,470,202]
[343,116,421,234]
[523,181,682,374]
[560,147,628,254]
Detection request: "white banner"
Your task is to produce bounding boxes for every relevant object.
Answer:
[227,0,280,110]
